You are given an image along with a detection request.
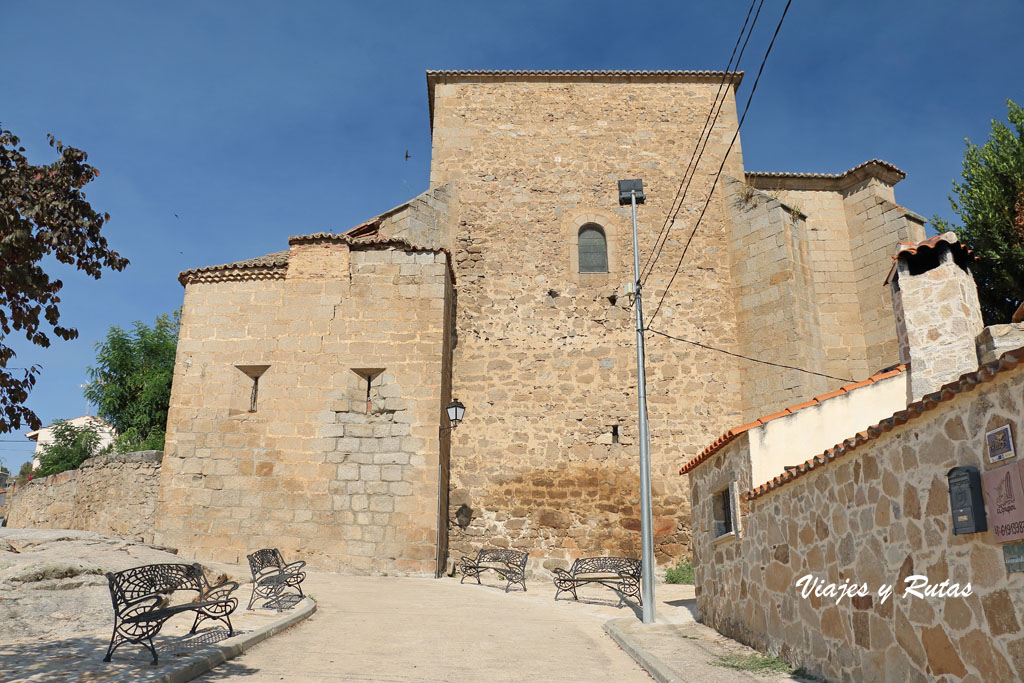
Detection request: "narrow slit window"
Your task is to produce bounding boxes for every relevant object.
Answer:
[578,224,608,273]
[250,375,260,412]
[235,365,270,414]
[611,425,619,444]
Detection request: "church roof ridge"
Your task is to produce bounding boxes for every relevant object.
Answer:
[426,69,743,81]
[178,235,453,286]
[745,159,906,190]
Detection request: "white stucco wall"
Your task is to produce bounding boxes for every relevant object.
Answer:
[748,371,908,486]
[27,416,117,470]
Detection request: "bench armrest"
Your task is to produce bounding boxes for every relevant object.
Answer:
[204,581,239,601]
[281,560,306,573]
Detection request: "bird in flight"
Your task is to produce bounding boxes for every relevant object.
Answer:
[405,150,411,161]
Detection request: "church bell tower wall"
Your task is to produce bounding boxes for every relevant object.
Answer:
[428,72,747,569]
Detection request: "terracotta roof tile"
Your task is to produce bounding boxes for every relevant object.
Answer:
[745,158,905,182]
[679,365,908,475]
[884,232,973,285]
[427,69,743,81]
[744,348,1024,501]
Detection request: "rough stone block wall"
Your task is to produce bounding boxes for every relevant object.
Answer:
[688,364,1024,681]
[770,187,868,384]
[893,247,985,401]
[429,75,746,570]
[843,178,926,375]
[5,451,163,542]
[156,240,453,575]
[725,177,828,421]
[378,182,460,251]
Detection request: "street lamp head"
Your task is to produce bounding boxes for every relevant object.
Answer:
[446,398,466,428]
[617,179,645,206]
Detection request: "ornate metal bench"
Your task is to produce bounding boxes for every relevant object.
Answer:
[553,556,642,605]
[103,562,238,665]
[246,548,307,611]
[458,548,529,592]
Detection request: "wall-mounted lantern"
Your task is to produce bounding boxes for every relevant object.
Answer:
[442,399,466,432]
[947,466,988,535]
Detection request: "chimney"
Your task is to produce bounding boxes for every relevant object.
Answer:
[886,232,983,402]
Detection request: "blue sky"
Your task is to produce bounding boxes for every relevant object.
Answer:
[2,1,1022,471]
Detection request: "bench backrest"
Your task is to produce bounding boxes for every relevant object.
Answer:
[476,549,528,569]
[571,556,641,577]
[106,563,206,609]
[247,548,285,576]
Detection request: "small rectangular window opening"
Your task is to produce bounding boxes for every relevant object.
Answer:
[713,486,734,537]
[611,425,619,444]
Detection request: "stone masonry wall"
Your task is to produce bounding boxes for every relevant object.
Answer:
[429,75,747,570]
[893,243,985,402]
[843,178,927,376]
[5,451,163,543]
[689,361,1024,682]
[724,177,828,421]
[156,240,453,575]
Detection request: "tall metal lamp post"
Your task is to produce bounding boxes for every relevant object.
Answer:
[618,179,656,624]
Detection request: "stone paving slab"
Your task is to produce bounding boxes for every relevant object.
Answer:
[606,618,814,683]
[0,597,314,682]
[199,572,661,682]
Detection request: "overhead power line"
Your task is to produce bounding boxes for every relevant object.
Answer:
[645,327,855,383]
[648,0,793,325]
[640,0,764,286]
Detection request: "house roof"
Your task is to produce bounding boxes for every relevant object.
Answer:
[679,365,907,475]
[25,415,116,441]
[746,347,1024,501]
[883,232,973,285]
[745,159,907,192]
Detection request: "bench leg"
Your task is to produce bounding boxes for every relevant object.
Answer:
[102,630,120,663]
[247,583,259,610]
[143,637,158,666]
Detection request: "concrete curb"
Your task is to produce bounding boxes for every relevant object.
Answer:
[604,618,684,683]
[157,597,317,683]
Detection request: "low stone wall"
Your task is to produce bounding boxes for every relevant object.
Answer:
[688,359,1024,681]
[5,451,162,542]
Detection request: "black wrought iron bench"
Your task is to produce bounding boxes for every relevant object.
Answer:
[553,556,642,605]
[103,562,238,665]
[246,548,307,611]
[458,548,529,592]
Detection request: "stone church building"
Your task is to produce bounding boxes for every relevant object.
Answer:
[154,70,926,576]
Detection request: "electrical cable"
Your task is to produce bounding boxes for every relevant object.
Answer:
[648,0,793,325]
[646,327,855,383]
[639,0,763,286]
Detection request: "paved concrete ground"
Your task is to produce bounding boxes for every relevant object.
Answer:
[199,572,810,683]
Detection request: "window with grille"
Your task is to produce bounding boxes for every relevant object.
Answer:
[578,224,608,273]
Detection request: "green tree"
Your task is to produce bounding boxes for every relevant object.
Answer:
[36,419,105,477]
[933,99,1024,324]
[16,460,33,484]
[84,311,179,452]
[0,126,129,433]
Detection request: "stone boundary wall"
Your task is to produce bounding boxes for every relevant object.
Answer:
[5,451,163,543]
[688,364,1024,681]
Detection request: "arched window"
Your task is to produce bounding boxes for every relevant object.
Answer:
[578,224,608,273]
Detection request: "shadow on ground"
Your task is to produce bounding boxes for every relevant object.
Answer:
[0,628,260,682]
[254,593,303,612]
